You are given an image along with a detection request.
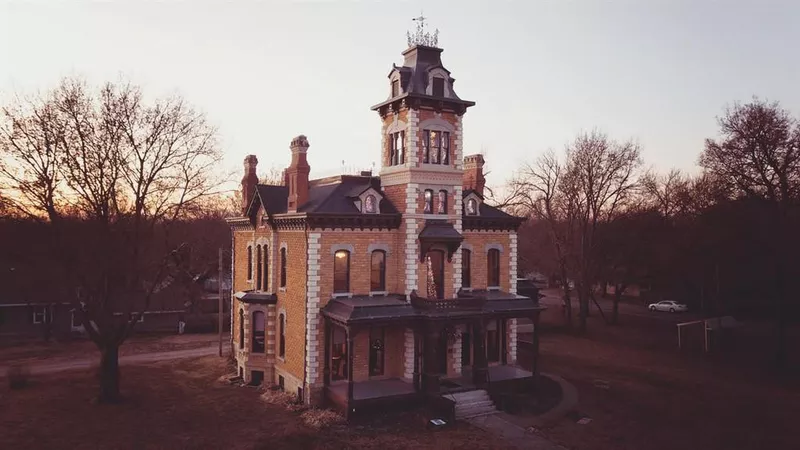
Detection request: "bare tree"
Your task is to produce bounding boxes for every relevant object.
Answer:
[563,130,642,331]
[0,77,223,402]
[508,150,576,327]
[641,169,691,219]
[700,97,800,367]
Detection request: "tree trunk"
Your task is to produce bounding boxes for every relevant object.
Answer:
[578,284,589,332]
[611,289,622,325]
[559,261,572,328]
[98,345,121,403]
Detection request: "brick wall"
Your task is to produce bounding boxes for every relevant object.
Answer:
[316,230,405,302]
[350,325,405,382]
[273,229,308,388]
[461,231,512,292]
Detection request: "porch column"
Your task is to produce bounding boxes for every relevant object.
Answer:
[323,318,331,387]
[532,314,540,376]
[421,325,441,394]
[472,319,488,387]
[346,327,355,403]
[413,327,421,391]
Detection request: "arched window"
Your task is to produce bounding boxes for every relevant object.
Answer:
[462,248,471,288]
[268,245,269,291]
[333,250,350,293]
[256,245,262,290]
[488,248,501,288]
[238,309,244,349]
[279,313,286,358]
[280,247,287,288]
[252,311,265,353]
[437,190,448,214]
[246,246,253,280]
[423,189,433,214]
[370,250,386,292]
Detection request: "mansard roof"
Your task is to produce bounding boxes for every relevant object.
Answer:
[244,175,400,226]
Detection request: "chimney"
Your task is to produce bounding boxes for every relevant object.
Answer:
[241,155,259,215]
[463,154,486,196]
[286,135,310,212]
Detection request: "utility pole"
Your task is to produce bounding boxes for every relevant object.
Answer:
[218,247,223,357]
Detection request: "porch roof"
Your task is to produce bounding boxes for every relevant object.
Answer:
[321,290,546,325]
[321,294,417,325]
[234,291,277,305]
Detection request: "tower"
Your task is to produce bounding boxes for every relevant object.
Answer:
[371,17,475,298]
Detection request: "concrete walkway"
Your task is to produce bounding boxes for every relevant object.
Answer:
[1,346,224,376]
[467,413,566,450]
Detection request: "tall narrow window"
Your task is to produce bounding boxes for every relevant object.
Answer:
[333,250,350,293]
[488,248,501,288]
[246,246,253,281]
[391,133,399,165]
[280,247,287,288]
[268,245,269,291]
[370,250,386,292]
[442,131,450,165]
[432,77,445,97]
[423,190,433,214]
[399,130,405,164]
[437,190,448,214]
[369,327,385,376]
[331,327,347,381]
[238,309,244,349]
[462,249,472,288]
[256,245,262,290]
[391,79,399,97]
[422,130,430,163]
[429,131,440,164]
[279,313,285,358]
[252,311,265,353]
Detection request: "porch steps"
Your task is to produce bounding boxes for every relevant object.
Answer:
[450,389,498,420]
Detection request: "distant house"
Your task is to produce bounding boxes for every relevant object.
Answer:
[0,273,231,341]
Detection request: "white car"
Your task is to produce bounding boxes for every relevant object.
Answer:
[648,300,688,313]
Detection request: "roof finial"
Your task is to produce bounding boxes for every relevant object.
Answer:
[407,11,439,48]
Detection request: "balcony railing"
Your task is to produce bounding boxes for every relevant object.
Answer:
[410,292,487,310]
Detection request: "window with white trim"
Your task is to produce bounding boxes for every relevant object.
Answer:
[422,130,450,165]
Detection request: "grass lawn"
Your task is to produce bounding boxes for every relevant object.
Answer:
[0,356,500,450]
[517,303,800,450]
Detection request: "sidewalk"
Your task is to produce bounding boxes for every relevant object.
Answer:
[1,346,224,376]
[468,413,566,450]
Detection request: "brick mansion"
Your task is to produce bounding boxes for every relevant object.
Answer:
[227,28,543,418]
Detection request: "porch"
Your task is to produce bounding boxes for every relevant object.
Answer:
[320,291,545,419]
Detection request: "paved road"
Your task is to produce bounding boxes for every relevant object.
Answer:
[538,289,702,323]
[1,345,226,376]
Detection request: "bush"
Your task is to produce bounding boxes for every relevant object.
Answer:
[7,364,31,390]
[260,387,307,412]
[300,408,345,429]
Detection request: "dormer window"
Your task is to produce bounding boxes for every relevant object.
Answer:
[432,77,445,97]
[391,79,399,97]
[364,195,377,213]
[466,198,479,216]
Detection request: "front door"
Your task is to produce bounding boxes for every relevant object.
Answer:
[426,250,445,299]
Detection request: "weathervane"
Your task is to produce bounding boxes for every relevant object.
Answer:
[407,11,439,48]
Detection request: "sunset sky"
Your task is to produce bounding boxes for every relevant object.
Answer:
[2,0,798,192]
